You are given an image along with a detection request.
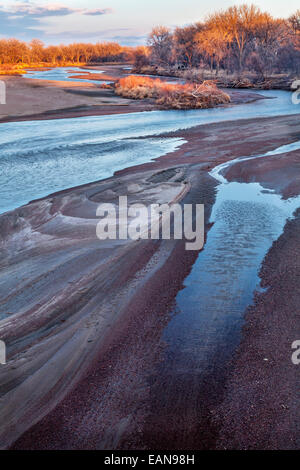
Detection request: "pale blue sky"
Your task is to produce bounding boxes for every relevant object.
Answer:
[0,0,299,44]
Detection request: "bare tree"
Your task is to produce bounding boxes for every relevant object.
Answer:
[148,26,174,66]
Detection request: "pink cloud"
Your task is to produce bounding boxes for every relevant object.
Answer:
[0,2,113,17]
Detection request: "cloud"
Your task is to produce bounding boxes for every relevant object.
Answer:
[0,9,40,38]
[0,2,114,42]
[83,9,113,16]
[0,2,113,18]
[110,35,147,46]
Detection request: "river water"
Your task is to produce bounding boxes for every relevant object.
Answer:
[25,66,108,85]
[0,89,299,215]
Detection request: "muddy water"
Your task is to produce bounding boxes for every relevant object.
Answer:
[143,142,300,449]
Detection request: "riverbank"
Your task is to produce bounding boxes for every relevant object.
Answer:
[132,66,297,91]
[0,65,266,123]
[0,76,154,123]
[0,112,299,449]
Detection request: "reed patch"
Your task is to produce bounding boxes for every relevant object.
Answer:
[115,75,230,109]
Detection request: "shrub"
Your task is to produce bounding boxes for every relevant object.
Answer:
[115,75,162,99]
[115,75,230,109]
[157,81,230,109]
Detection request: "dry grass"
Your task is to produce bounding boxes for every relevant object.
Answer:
[0,64,25,75]
[157,81,231,109]
[115,75,230,109]
[0,63,49,75]
[115,75,162,99]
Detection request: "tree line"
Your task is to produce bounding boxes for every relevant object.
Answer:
[0,39,130,65]
[142,4,300,76]
[0,4,299,77]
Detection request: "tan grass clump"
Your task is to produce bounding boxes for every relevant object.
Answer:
[115,75,230,109]
[115,75,163,99]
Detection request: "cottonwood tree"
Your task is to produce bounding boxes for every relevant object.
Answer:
[148,26,174,65]
[174,23,203,68]
[29,39,44,63]
[195,16,231,74]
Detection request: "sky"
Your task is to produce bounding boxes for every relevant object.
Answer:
[0,0,299,45]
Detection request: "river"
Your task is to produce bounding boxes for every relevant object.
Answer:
[0,88,299,215]
[25,66,108,85]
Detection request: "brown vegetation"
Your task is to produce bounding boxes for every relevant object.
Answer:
[115,75,230,109]
[0,64,24,75]
[135,5,300,80]
[0,39,132,67]
[132,65,296,90]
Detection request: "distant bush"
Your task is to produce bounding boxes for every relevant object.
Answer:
[115,75,230,109]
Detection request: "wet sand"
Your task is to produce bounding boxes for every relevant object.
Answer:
[225,149,300,198]
[0,113,298,449]
[0,75,153,123]
[212,150,300,450]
